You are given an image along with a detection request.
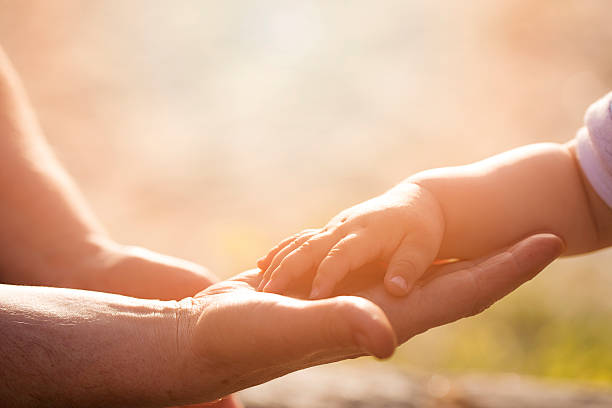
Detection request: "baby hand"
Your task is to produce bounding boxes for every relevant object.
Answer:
[257,183,445,298]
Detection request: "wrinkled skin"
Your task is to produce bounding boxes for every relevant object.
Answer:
[173,234,562,404]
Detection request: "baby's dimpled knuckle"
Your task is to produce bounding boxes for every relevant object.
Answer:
[300,238,317,254]
[293,242,313,263]
[325,249,349,272]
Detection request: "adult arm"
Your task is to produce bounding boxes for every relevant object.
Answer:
[0,234,562,407]
[0,280,390,407]
[0,284,185,407]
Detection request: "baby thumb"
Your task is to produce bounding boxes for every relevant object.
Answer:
[385,237,438,296]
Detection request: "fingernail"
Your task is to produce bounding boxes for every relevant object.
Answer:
[257,280,267,292]
[262,281,274,292]
[309,286,322,299]
[390,275,409,294]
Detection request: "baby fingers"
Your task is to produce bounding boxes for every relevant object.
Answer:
[257,229,319,271]
[309,231,381,299]
[261,229,341,294]
[384,234,440,296]
[258,229,319,291]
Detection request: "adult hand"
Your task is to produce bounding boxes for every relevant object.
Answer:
[344,233,565,343]
[171,234,563,403]
[65,238,245,408]
[83,240,246,408]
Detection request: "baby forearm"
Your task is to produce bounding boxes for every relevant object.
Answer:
[409,142,599,258]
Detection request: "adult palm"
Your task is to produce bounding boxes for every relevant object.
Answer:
[172,234,563,405]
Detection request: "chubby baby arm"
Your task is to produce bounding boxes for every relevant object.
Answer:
[410,142,604,260]
[259,92,612,299]
[258,183,445,298]
[259,141,611,299]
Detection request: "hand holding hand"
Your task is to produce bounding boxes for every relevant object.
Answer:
[172,234,562,403]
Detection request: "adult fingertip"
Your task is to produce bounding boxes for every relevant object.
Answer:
[514,233,564,276]
[353,330,396,360]
[371,329,397,359]
[363,320,397,359]
[341,297,397,359]
[532,233,565,255]
[353,332,372,355]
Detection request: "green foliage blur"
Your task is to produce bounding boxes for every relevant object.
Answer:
[391,255,612,385]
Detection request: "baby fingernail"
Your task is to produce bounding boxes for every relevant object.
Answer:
[309,287,322,299]
[390,276,409,293]
[257,280,268,291]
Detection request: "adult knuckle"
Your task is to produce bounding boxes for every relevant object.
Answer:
[465,264,491,317]
[326,246,348,264]
[504,250,522,273]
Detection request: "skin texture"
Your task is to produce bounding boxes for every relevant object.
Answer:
[184,233,565,401]
[259,140,612,299]
[0,234,563,406]
[0,41,573,407]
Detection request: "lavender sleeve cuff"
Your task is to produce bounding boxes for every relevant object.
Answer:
[576,91,612,208]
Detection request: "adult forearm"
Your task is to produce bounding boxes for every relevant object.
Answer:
[409,142,599,258]
[0,47,108,286]
[0,283,209,407]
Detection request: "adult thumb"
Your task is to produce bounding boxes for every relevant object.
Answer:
[193,293,397,375]
[294,296,398,360]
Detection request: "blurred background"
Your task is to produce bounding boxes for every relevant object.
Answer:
[1,0,611,387]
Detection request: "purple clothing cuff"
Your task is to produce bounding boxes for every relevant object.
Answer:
[576,91,612,208]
